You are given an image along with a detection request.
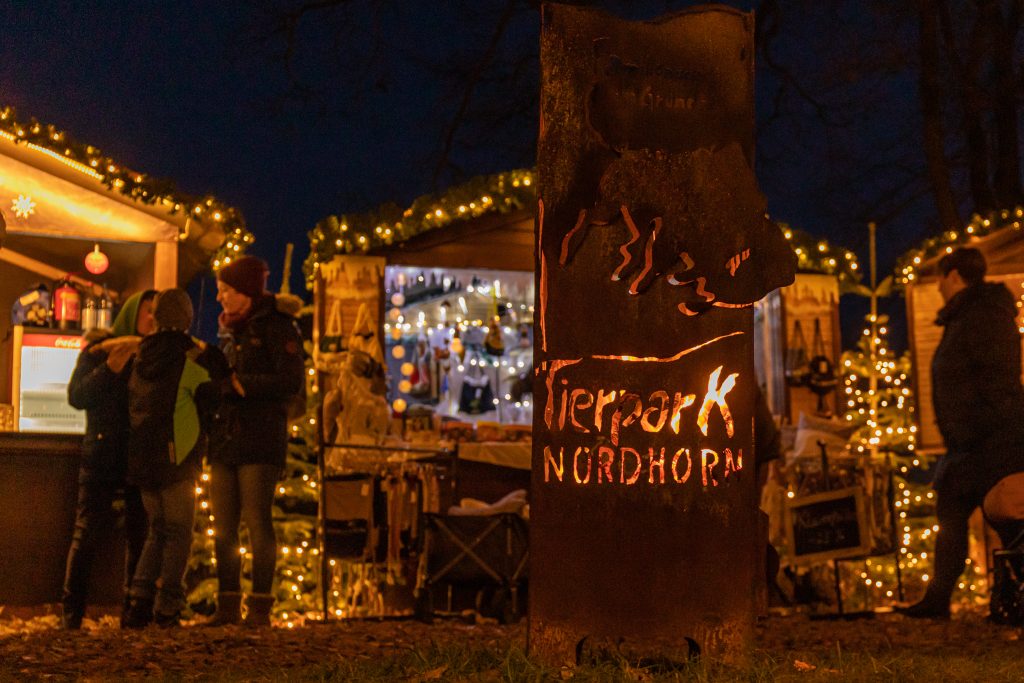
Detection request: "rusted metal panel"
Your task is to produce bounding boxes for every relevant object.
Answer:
[532,3,796,663]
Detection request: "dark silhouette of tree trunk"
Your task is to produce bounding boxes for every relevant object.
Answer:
[919,0,963,230]
[992,0,1023,207]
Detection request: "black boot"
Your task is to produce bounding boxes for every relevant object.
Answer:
[154,610,182,629]
[122,597,154,629]
[895,599,950,619]
[61,605,84,630]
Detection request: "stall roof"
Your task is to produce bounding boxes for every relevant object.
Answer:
[895,206,1024,285]
[306,169,860,290]
[0,105,252,284]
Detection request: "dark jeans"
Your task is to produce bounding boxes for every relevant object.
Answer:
[923,483,1023,606]
[130,478,196,615]
[62,478,147,617]
[210,463,280,594]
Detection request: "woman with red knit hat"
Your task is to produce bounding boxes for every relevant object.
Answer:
[207,255,304,626]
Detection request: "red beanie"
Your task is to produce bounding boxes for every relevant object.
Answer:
[218,256,269,300]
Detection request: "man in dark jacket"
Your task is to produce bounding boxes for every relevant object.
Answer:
[123,288,229,628]
[898,247,1024,618]
[206,256,304,626]
[62,290,155,629]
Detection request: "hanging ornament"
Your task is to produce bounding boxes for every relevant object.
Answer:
[84,243,109,275]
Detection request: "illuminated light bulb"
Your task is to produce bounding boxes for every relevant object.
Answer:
[400,362,415,376]
[392,345,406,360]
[391,292,405,306]
[393,398,407,413]
[391,328,402,340]
[398,379,412,393]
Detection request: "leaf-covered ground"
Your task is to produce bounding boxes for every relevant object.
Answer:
[1,608,1022,681]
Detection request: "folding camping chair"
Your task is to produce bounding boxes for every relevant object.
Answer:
[984,472,1024,625]
[415,512,528,624]
[323,473,376,561]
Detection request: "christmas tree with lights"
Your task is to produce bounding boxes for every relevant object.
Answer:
[835,224,985,610]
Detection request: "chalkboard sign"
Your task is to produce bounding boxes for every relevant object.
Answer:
[785,487,871,565]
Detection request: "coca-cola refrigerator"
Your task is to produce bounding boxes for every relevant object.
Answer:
[10,326,85,433]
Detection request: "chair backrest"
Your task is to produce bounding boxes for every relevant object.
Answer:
[325,475,374,522]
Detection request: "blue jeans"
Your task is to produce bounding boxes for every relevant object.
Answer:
[130,478,195,615]
[210,463,280,594]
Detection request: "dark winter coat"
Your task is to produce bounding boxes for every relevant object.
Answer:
[931,281,1024,493]
[66,329,131,483]
[209,294,304,469]
[127,331,230,489]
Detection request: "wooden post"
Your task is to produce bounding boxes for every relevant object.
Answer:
[532,3,796,663]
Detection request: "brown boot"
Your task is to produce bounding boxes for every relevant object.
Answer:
[243,593,275,627]
[204,591,242,626]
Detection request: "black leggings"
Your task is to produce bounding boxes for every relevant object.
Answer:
[209,463,280,594]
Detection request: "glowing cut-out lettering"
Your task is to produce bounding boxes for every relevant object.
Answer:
[597,446,615,483]
[701,448,719,487]
[620,447,642,485]
[672,448,693,483]
[612,205,641,281]
[641,390,669,432]
[569,389,595,433]
[573,446,592,484]
[594,389,618,432]
[648,447,666,484]
[544,446,565,483]
[697,366,738,437]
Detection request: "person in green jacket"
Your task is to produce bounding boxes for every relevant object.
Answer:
[62,290,155,629]
[122,288,229,628]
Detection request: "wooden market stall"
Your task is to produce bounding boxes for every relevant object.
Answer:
[755,272,844,423]
[0,106,247,605]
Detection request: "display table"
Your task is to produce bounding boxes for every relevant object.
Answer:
[457,442,531,471]
[0,432,125,606]
[453,442,531,505]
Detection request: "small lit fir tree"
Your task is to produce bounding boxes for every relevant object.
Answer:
[838,313,987,610]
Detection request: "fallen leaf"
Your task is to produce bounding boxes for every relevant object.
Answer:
[793,660,817,672]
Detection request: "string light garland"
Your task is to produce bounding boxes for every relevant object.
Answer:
[895,206,1024,286]
[0,104,252,271]
[305,171,860,289]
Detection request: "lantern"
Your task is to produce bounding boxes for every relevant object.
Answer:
[84,244,109,275]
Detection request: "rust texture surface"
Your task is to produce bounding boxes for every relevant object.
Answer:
[531,3,797,663]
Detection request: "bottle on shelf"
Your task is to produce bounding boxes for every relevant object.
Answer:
[52,276,82,331]
[81,295,98,331]
[97,285,113,330]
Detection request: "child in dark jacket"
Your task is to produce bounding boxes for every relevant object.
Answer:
[123,288,229,628]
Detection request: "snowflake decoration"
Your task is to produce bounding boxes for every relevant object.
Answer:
[11,194,36,219]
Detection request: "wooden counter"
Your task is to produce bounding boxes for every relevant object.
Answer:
[0,432,124,606]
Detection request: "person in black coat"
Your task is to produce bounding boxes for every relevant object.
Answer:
[62,290,155,629]
[206,256,304,626]
[898,247,1024,618]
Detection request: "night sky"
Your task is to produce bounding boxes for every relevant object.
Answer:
[1,1,920,346]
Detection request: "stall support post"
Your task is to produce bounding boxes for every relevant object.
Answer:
[317,370,330,624]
